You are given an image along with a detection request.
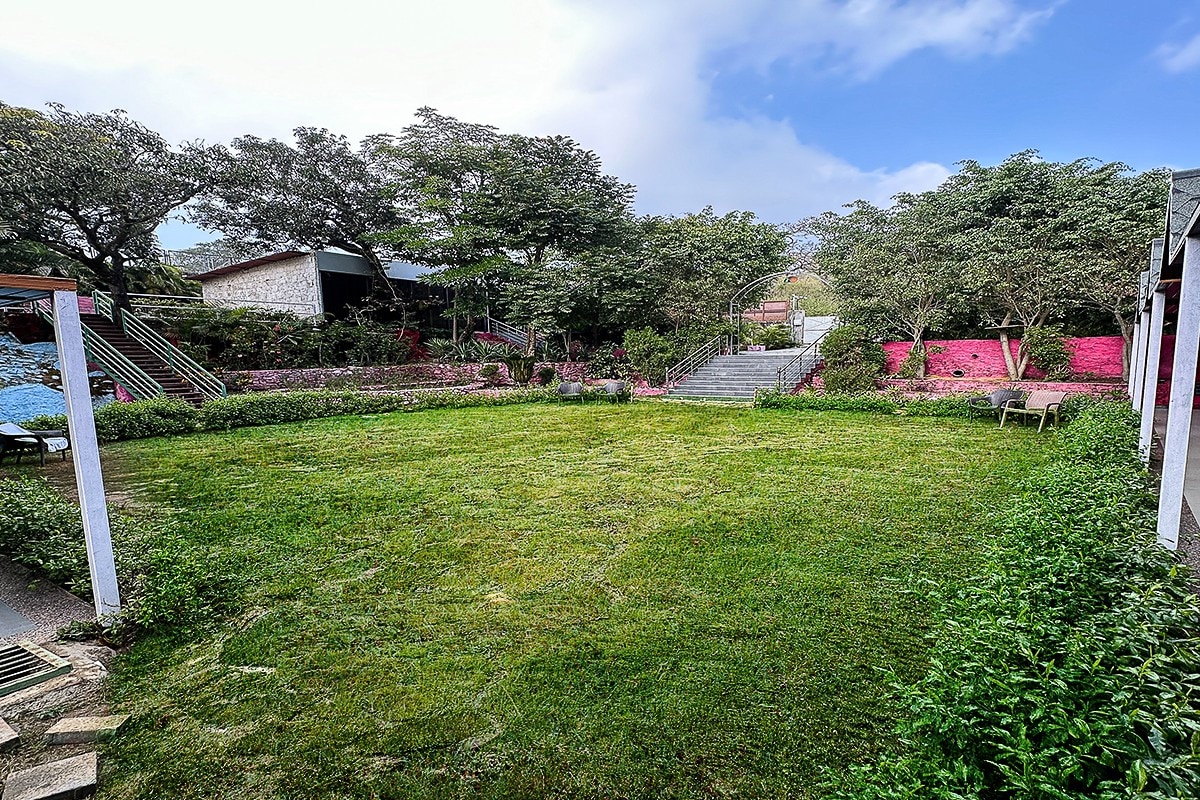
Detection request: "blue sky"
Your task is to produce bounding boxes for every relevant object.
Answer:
[3,0,1199,249]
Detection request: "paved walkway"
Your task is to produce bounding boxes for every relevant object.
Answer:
[0,558,93,644]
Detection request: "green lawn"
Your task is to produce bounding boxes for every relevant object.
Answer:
[98,403,1044,800]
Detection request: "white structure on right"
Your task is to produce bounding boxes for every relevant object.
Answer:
[1133,169,1200,550]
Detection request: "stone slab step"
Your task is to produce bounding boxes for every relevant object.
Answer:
[44,715,128,745]
[2,751,96,800]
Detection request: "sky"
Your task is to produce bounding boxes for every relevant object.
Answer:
[4,0,1200,249]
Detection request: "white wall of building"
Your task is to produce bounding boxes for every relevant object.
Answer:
[199,254,322,315]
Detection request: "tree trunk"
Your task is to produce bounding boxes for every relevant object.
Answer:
[998,313,1019,380]
[110,255,131,311]
[525,323,536,356]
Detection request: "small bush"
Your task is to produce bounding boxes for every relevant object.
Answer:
[1021,325,1074,379]
[0,478,236,632]
[21,397,199,443]
[746,324,793,350]
[755,390,969,418]
[622,328,675,385]
[25,389,557,443]
[819,324,886,393]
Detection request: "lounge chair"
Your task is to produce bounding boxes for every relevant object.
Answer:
[557,381,584,402]
[0,423,71,466]
[967,389,1025,419]
[999,390,1068,433]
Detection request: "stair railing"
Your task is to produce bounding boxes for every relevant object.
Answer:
[666,336,722,386]
[775,329,832,392]
[94,292,227,401]
[33,300,164,400]
[483,316,547,349]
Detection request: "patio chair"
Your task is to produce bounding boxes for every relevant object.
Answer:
[967,389,1025,419]
[557,381,584,402]
[602,380,629,403]
[0,423,71,466]
[999,390,1068,433]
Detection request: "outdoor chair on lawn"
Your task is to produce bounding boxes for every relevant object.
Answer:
[557,381,585,402]
[998,390,1068,433]
[0,423,71,466]
[602,380,629,403]
[966,388,1026,419]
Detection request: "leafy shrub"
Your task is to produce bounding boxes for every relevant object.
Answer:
[622,328,675,385]
[535,366,557,386]
[829,402,1200,800]
[25,389,559,443]
[502,354,537,385]
[0,477,90,590]
[1021,325,1074,379]
[586,344,630,380]
[755,389,971,418]
[0,478,236,631]
[746,324,793,350]
[819,324,886,393]
[163,306,413,370]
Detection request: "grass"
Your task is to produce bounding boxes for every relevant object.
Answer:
[97,403,1045,799]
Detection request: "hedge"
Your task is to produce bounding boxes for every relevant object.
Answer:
[23,388,559,443]
[829,402,1200,799]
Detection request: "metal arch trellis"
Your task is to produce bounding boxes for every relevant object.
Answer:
[727,265,831,352]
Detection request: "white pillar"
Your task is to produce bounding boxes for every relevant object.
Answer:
[51,291,121,617]
[1157,239,1200,550]
[1139,289,1167,463]
[1130,318,1145,399]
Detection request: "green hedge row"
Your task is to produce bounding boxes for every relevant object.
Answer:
[831,402,1200,799]
[24,388,558,443]
[756,389,1098,421]
[755,389,971,417]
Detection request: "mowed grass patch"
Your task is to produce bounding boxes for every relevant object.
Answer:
[98,403,1044,800]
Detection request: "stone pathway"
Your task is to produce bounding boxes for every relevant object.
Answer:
[0,560,92,647]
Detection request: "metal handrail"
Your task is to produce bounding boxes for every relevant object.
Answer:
[484,316,546,349]
[94,292,226,401]
[33,300,163,400]
[666,336,722,386]
[775,329,834,392]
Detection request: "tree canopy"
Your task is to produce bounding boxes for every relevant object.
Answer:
[803,151,1168,378]
[0,102,217,306]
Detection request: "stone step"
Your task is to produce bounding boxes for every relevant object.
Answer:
[44,714,129,745]
[3,752,97,800]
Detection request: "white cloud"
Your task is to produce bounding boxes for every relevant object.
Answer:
[1156,32,1200,74]
[0,0,1049,233]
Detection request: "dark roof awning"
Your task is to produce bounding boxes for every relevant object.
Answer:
[0,274,78,308]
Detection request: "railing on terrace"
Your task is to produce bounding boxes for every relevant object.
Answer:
[484,317,547,349]
[775,329,833,392]
[665,336,722,386]
[32,299,164,400]
[93,292,226,401]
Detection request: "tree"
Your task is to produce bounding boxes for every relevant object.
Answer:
[642,208,792,331]
[372,108,506,339]
[802,192,969,377]
[192,127,405,304]
[1066,166,1169,378]
[0,103,216,307]
[481,132,637,351]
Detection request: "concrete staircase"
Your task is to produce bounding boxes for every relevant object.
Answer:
[667,348,821,401]
[78,314,207,406]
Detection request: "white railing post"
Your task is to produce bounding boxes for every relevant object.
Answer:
[1139,288,1166,464]
[1157,236,1200,550]
[51,291,121,618]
